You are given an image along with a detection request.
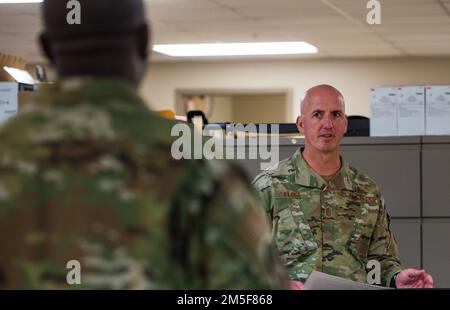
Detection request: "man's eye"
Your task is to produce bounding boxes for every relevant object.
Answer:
[333,112,343,117]
[313,112,322,118]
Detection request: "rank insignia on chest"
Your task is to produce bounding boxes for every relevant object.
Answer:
[324,207,333,218]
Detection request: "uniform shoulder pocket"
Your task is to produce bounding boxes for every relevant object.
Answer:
[273,198,317,262]
[347,196,380,264]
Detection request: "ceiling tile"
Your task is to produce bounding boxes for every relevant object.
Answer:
[0,0,449,62]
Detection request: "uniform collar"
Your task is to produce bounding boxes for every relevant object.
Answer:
[32,77,144,108]
[292,147,354,191]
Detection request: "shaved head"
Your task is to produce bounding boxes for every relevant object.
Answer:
[301,85,345,115]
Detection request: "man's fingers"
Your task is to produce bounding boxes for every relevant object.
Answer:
[290,280,304,290]
[405,269,425,278]
[413,280,422,288]
[398,269,434,288]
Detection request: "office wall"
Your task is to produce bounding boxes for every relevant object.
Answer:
[189,94,287,124]
[140,57,450,122]
[209,96,233,123]
[231,94,287,124]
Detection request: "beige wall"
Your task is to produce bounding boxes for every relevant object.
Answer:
[209,96,233,123]
[231,94,286,124]
[139,57,450,122]
[192,94,287,123]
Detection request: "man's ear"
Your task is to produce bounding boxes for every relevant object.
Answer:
[296,115,305,134]
[39,33,55,65]
[136,24,150,60]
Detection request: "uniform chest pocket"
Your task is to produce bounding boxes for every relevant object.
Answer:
[273,200,317,260]
[347,201,380,265]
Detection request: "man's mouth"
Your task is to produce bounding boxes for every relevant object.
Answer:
[319,134,334,138]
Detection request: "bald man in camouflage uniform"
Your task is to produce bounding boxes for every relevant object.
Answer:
[0,0,288,289]
[253,85,433,289]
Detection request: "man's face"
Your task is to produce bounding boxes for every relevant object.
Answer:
[296,89,348,154]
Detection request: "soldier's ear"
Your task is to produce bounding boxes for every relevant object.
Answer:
[296,116,305,134]
[39,32,55,65]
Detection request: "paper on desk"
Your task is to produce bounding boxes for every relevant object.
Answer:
[304,271,390,290]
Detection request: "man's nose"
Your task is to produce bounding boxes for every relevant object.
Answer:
[322,115,334,129]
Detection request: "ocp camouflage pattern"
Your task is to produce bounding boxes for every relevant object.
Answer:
[0,78,289,290]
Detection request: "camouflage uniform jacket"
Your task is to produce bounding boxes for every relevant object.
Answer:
[252,147,403,286]
[0,78,288,289]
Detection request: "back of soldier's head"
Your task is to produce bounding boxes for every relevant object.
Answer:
[40,0,150,85]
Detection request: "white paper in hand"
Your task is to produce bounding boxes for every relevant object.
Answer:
[304,271,390,290]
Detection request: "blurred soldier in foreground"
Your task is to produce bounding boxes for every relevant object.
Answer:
[0,0,288,289]
[253,85,433,289]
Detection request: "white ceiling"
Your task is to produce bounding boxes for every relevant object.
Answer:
[1,0,450,63]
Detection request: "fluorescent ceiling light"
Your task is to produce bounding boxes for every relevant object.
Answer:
[0,0,42,3]
[153,41,318,57]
